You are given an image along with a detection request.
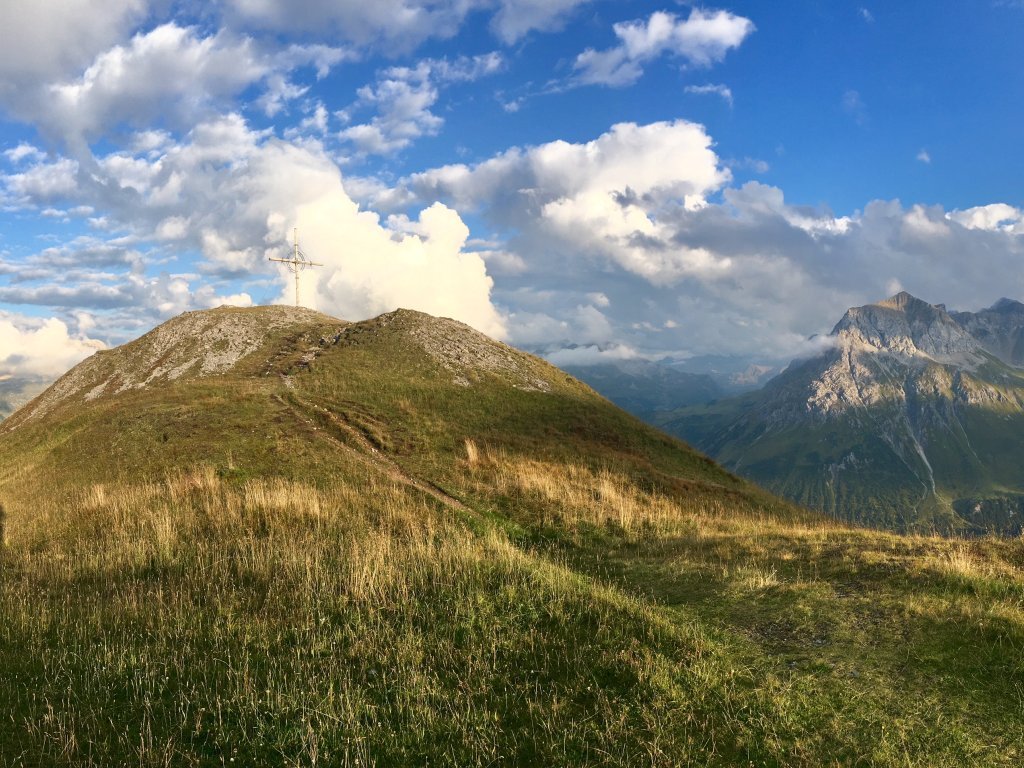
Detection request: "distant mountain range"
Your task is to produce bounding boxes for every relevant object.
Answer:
[561,356,781,420]
[661,292,1024,534]
[560,360,722,418]
[0,379,45,421]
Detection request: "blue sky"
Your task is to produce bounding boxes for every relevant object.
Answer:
[1,0,1023,399]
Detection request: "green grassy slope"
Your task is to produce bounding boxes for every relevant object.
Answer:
[1,307,1022,766]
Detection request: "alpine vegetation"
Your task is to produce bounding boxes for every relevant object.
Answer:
[1,306,1022,766]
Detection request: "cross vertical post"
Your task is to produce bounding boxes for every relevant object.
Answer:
[268,228,323,307]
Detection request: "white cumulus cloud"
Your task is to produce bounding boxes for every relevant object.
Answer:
[401,120,732,284]
[224,0,472,51]
[948,203,1024,234]
[339,54,503,155]
[0,0,145,98]
[3,112,505,338]
[573,9,755,87]
[45,24,269,144]
[224,0,592,49]
[7,20,350,150]
[376,120,1024,364]
[490,0,592,43]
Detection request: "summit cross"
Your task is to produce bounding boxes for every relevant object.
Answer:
[268,228,323,307]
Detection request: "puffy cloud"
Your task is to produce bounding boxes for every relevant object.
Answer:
[45,24,268,144]
[0,0,144,94]
[947,203,1024,234]
[4,111,504,337]
[401,120,732,284]
[574,9,755,87]
[256,75,309,118]
[240,144,505,334]
[224,0,590,49]
[6,19,350,149]
[3,158,80,202]
[338,54,503,155]
[223,0,475,51]
[403,119,729,213]
[381,121,1024,364]
[8,103,1023,372]
[0,0,573,155]
[300,199,504,337]
[3,143,46,164]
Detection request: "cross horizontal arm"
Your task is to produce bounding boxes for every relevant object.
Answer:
[268,257,325,266]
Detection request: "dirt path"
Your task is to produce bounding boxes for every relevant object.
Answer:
[272,390,471,513]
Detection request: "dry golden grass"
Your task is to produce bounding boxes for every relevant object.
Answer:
[2,452,1024,766]
[467,447,730,536]
[0,470,577,764]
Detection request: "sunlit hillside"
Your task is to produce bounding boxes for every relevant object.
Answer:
[1,307,1022,767]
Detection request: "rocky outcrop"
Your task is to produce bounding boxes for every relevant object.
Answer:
[3,305,343,430]
[952,298,1024,366]
[340,309,557,392]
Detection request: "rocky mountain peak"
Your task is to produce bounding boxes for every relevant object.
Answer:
[875,290,932,314]
[831,292,982,367]
[665,291,1024,534]
[987,297,1024,314]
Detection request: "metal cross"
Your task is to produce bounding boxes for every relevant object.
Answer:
[269,228,323,307]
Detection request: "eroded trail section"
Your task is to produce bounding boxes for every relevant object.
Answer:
[274,392,471,513]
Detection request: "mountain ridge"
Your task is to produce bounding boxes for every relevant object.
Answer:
[560,359,722,417]
[662,291,1024,533]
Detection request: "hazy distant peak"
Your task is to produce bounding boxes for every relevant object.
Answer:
[987,297,1024,314]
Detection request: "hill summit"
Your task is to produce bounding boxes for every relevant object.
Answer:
[3,305,558,434]
[0,304,748,507]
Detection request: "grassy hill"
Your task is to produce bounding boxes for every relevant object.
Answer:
[1,306,1022,766]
